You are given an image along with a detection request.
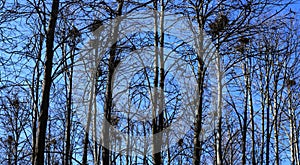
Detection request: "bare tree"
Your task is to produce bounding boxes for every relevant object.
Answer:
[34,0,60,164]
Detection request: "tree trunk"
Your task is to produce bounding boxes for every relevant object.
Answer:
[265,57,271,165]
[31,33,43,165]
[249,76,256,165]
[242,54,249,165]
[156,0,165,164]
[93,39,100,165]
[82,72,96,164]
[63,45,74,165]
[82,56,97,164]
[259,64,265,165]
[288,85,296,165]
[193,6,205,165]
[34,0,59,164]
[102,2,123,164]
[152,0,160,164]
[216,37,223,165]
[273,73,279,165]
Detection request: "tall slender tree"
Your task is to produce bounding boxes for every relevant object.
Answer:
[34,0,60,164]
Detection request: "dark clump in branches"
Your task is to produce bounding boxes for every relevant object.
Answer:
[209,14,229,37]
[70,26,80,38]
[286,79,296,87]
[239,37,250,44]
[89,19,103,33]
[68,26,81,47]
[235,37,250,53]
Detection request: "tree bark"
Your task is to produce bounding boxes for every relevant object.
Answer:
[265,55,271,165]
[288,84,296,165]
[242,54,249,165]
[82,66,96,164]
[249,74,256,165]
[102,1,123,164]
[93,49,100,165]
[34,0,59,164]
[273,72,280,165]
[156,0,165,164]
[63,45,74,165]
[216,36,223,165]
[193,4,206,165]
[152,0,161,164]
[31,33,43,165]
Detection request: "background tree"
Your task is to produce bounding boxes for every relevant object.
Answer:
[0,0,299,164]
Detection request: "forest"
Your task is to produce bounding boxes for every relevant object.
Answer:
[0,0,300,164]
